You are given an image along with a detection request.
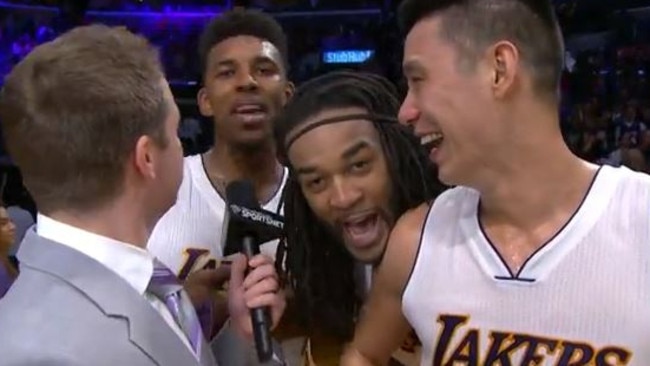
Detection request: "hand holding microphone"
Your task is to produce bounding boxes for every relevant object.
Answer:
[223,181,286,363]
[228,254,285,347]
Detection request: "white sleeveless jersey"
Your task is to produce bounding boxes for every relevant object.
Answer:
[402,165,650,365]
[147,154,287,279]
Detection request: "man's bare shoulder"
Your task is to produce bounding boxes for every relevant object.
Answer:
[376,202,432,295]
[390,202,431,244]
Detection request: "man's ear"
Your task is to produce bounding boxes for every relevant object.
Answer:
[284,81,295,102]
[489,41,520,100]
[197,87,213,117]
[133,135,156,180]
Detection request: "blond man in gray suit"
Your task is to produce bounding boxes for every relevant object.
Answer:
[0,24,284,366]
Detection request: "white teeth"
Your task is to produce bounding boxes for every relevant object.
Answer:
[421,132,443,146]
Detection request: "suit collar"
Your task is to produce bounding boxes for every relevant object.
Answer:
[17,230,216,366]
[35,213,154,295]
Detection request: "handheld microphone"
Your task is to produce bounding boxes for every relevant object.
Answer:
[223,180,284,363]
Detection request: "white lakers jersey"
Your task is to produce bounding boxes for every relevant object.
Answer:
[147,154,288,279]
[402,165,650,365]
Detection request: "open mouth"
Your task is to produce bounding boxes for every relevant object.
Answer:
[232,104,268,123]
[420,132,444,151]
[342,213,381,249]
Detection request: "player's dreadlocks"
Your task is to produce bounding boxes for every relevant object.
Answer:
[275,71,445,341]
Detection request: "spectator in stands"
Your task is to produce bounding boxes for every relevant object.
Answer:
[621,148,646,172]
[6,204,33,258]
[604,131,633,167]
[1,169,35,259]
[615,102,647,147]
[0,202,17,298]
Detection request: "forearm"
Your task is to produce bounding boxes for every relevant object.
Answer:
[338,301,411,366]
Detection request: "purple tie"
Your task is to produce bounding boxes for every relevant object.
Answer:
[148,259,203,355]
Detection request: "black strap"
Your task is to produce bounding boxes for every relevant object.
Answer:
[283,113,398,152]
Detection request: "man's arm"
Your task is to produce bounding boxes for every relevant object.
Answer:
[341,204,429,366]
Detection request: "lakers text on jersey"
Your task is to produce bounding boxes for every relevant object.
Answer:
[402,165,650,365]
[147,154,287,278]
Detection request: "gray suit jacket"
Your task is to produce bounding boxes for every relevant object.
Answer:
[0,230,217,366]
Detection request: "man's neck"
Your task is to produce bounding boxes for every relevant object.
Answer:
[46,203,152,249]
[475,103,599,230]
[204,140,284,202]
[477,141,596,231]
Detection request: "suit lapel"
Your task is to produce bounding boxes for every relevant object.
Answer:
[199,333,218,366]
[18,230,212,366]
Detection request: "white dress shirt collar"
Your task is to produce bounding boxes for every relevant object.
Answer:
[36,213,154,295]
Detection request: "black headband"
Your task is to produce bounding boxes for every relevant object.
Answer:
[284,113,399,152]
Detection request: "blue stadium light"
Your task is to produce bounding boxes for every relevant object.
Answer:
[0,1,381,19]
[0,1,53,12]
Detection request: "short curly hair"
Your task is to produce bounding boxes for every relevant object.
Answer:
[198,9,289,78]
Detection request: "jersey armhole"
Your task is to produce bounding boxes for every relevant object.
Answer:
[400,201,435,301]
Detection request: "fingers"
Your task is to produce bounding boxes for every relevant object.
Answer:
[240,254,283,310]
[247,253,274,268]
[245,289,286,311]
[228,253,248,288]
[245,288,286,331]
[228,253,278,290]
[228,254,286,336]
[242,262,277,290]
[243,276,279,301]
[245,293,278,309]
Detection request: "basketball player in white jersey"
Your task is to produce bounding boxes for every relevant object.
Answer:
[341,0,650,364]
[273,71,445,365]
[146,9,293,364]
[148,9,292,280]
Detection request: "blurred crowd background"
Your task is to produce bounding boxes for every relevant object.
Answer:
[1,0,650,217]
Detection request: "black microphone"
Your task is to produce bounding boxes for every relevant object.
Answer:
[223,180,284,363]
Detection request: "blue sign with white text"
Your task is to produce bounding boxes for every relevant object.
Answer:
[322,50,374,64]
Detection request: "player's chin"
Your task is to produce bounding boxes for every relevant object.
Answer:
[232,130,273,147]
